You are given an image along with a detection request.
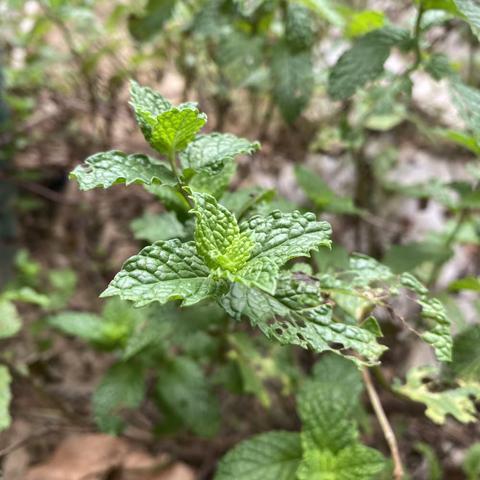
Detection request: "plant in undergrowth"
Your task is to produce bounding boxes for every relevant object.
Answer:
[67,80,478,478]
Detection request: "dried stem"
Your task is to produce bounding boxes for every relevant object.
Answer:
[362,368,404,480]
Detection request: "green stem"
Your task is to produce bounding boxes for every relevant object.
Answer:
[427,209,469,287]
[405,2,425,76]
[167,150,194,209]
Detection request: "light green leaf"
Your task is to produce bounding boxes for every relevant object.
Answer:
[180,133,260,176]
[271,43,314,123]
[328,27,409,100]
[214,431,302,480]
[298,355,362,453]
[129,80,172,138]
[454,0,480,39]
[345,10,385,38]
[138,106,207,155]
[192,192,254,273]
[0,300,21,339]
[450,325,480,382]
[48,312,106,343]
[297,444,385,480]
[0,366,12,432]
[156,356,220,437]
[101,239,216,307]
[298,0,345,27]
[221,188,276,219]
[241,210,332,268]
[93,361,145,434]
[130,212,187,243]
[394,366,480,424]
[70,151,176,191]
[295,165,358,214]
[449,276,480,292]
[420,0,459,14]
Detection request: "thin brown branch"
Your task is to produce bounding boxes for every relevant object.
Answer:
[362,368,404,480]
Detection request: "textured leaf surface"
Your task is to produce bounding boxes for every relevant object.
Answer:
[241,210,332,268]
[130,212,187,243]
[221,273,386,365]
[93,361,145,434]
[0,366,12,432]
[192,192,254,273]
[156,356,220,437]
[394,366,480,424]
[298,355,362,453]
[180,133,260,175]
[285,3,315,50]
[138,107,207,155]
[450,325,480,382]
[0,300,21,339]
[450,81,480,139]
[70,151,175,191]
[215,431,302,480]
[455,0,480,39]
[328,27,409,100]
[101,239,215,307]
[271,44,314,122]
[297,444,386,480]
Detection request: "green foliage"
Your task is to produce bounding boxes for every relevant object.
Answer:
[0,366,12,432]
[454,0,480,40]
[450,325,480,382]
[464,443,480,480]
[216,355,385,480]
[328,27,410,100]
[394,366,480,424]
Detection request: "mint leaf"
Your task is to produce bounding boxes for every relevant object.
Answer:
[285,3,315,50]
[70,151,176,191]
[297,444,386,480]
[394,366,480,424]
[298,355,362,453]
[192,192,254,273]
[0,366,12,432]
[450,81,480,140]
[130,212,187,243]
[450,325,480,382]
[221,273,386,365]
[328,27,409,100]
[93,361,145,434]
[180,133,260,176]
[156,356,220,437]
[241,211,332,268]
[215,431,302,480]
[138,106,207,155]
[271,43,313,123]
[454,0,480,40]
[0,300,21,339]
[101,239,216,307]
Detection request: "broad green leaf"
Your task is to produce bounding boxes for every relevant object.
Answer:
[214,431,302,480]
[450,81,480,140]
[101,239,216,307]
[129,80,172,138]
[0,300,21,339]
[48,312,106,344]
[146,184,190,212]
[128,0,176,42]
[93,361,145,434]
[295,165,358,214]
[394,366,480,424]
[328,27,409,100]
[454,0,480,39]
[271,43,314,123]
[221,188,276,218]
[192,192,254,273]
[464,443,480,480]
[180,133,260,176]
[156,356,220,437]
[424,53,454,80]
[450,325,480,382]
[297,444,385,480]
[420,0,459,14]
[188,161,236,198]
[241,210,332,268]
[345,10,385,38]
[138,106,207,155]
[221,273,386,365]
[298,355,362,453]
[0,366,12,432]
[130,212,187,243]
[285,3,315,50]
[70,151,176,191]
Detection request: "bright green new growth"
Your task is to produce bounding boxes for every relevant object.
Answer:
[216,355,386,480]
